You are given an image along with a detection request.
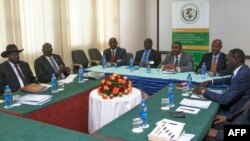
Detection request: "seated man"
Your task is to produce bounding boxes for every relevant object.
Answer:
[134,38,161,68]
[103,37,126,67]
[206,100,250,141]
[34,43,71,83]
[195,48,250,118]
[195,39,231,76]
[0,44,37,93]
[160,41,193,72]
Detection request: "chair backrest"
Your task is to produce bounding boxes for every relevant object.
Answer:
[88,48,102,61]
[126,53,133,66]
[71,50,89,73]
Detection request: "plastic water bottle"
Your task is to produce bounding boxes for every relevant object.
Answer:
[51,73,58,93]
[102,55,107,68]
[201,62,207,79]
[4,85,13,109]
[187,73,193,94]
[78,65,84,83]
[139,99,148,128]
[146,59,151,73]
[168,83,175,107]
[129,57,134,72]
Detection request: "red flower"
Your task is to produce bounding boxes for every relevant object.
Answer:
[98,73,132,99]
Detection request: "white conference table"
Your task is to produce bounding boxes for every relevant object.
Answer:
[88,87,142,134]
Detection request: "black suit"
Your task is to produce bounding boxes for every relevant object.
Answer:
[34,54,68,83]
[103,47,126,66]
[0,61,37,93]
[134,49,161,68]
[195,52,231,76]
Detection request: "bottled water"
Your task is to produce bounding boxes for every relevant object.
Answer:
[4,85,13,109]
[139,99,148,128]
[51,73,58,93]
[187,73,193,94]
[129,57,134,72]
[146,59,151,73]
[201,62,207,79]
[168,83,175,107]
[78,65,84,83]
[102,55,107,68]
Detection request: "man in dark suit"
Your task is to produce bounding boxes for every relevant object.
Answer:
[206,100,250,141]
[195,48,250,118]
[134,38,161,68]
[195,39,231,76]
[34,43,71,83]
[0,44,37,94]
[160,41,193,72]
[103,37,126,67]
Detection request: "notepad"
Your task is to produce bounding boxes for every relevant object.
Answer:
[179,98,212,109]
[20,94,52,105]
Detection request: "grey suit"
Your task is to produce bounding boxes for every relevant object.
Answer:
[160,52,193,72]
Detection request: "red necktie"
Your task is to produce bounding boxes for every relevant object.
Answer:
[111,50,115,63]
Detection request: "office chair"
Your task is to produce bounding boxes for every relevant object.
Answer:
[71,50,89,74]
[126,53,133,66]
[88,48,102,65]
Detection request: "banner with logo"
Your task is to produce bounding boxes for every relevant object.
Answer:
[172,0,209,68]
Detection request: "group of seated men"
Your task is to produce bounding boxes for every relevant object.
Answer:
[0,37,249,140]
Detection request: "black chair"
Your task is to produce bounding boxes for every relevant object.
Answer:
[88,48,102,65]
[126,53,133,66]
[71,50,89,74]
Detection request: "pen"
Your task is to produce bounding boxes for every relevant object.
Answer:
[180,107,195,112]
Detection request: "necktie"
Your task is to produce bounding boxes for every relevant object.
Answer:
[141,50,149,65]
[15,64,28,86]
[111,50,115,64]
[174,56,179,67]
[211,56,217,74]
[49,57,59,73]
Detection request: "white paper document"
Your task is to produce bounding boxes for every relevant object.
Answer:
[148,119,185,141]
[20,94,52,105]
[179,98,212,109]
[176,106,200,114]
[177,133,195,141]
[59,74,77,83]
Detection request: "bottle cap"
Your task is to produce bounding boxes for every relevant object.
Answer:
[169,83,174,87]
[5,85,10,89]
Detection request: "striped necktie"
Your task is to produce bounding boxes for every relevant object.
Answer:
[49,57,59,73]
[15,64,28,86]
[174,56,179,67]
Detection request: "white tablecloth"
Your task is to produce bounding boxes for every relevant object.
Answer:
[88,87,141,134]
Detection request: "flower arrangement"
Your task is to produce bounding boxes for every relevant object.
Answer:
[97,73,132,99]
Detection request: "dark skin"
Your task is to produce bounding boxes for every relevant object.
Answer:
[141,38,153,67]
[194,52,242,95]
[42,43,71,75]
[108,38,118,65]
[7,52,20,64]
[163,43,182,71]
[196,39,222,74]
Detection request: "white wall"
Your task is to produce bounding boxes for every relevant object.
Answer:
[120,0,147,56]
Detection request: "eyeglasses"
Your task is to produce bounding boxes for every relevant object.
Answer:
[170,111,185,118]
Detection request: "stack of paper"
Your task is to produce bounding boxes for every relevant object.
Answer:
[179,98,212,109]
[20,94,52,105]
[148,119,185,141]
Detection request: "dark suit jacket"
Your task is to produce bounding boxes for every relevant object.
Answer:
[134,49,161,68]
[204,65,250,117]
[34,54,68,83]
[160,52,193,72]
[0,61,37,93]
[103,47,126,66]
[216,100,250,141]
[195,52,231,76]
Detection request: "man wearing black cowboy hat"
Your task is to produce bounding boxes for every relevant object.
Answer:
[0,44,37,94]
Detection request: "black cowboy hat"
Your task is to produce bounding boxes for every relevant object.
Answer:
[1,44,23,58]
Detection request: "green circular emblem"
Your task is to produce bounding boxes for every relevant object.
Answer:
[180,4,199,24]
